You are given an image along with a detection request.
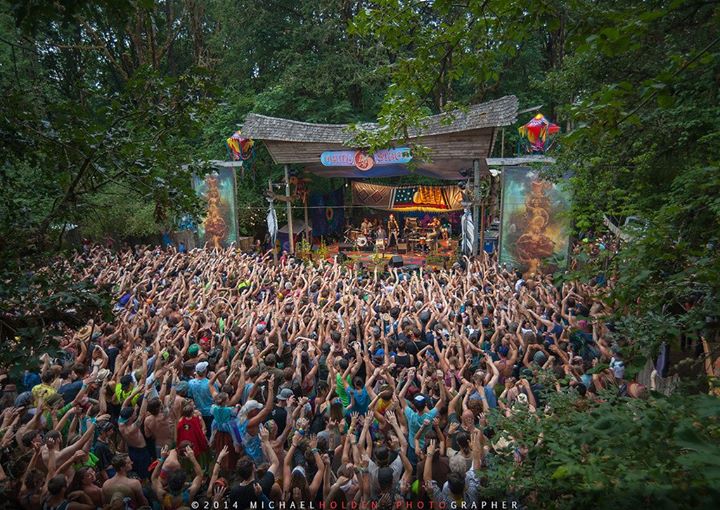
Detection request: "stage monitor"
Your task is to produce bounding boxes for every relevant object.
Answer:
[390,255,404,268]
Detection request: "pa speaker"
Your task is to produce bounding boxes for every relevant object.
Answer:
[390,255,404,268]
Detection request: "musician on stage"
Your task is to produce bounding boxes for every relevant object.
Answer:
[376,224,387,239]
[429,216,441,232]
[361,217,372,236]
[388,214,400,247]
[428,216,442,251]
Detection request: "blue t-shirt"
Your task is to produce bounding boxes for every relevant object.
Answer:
[237,420,263,464]
[404,405,438,450]
[58,380,84,404]
[188,378,215,416]
[469,386,498,409]
[349,388,370,415]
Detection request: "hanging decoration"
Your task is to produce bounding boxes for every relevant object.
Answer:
[517,114,560,153]
[226,131,255,161]
[461,203,475,255]
[267,198,278,246]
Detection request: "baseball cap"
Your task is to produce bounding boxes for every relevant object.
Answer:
[413,394,427,407]
[277,388,294,401]
[188,343,200,356]
[195,361,209,374]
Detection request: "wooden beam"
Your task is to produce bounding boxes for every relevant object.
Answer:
[486,156,556,166]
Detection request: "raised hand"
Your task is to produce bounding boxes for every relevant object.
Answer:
[427,439,437,456]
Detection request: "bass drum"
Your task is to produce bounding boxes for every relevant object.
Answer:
[356,235,368,247]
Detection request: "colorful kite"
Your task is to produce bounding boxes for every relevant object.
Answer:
[226,131,255,161]
[518,114,560,153]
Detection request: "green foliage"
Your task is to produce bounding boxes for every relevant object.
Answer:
[485,390,720,509]
[0,257,111,375]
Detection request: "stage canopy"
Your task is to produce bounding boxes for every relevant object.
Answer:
[242,96,518,180]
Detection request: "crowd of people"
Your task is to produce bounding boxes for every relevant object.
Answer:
[0,244,645,510]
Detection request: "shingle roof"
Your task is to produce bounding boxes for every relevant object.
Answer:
[242,95,518,143]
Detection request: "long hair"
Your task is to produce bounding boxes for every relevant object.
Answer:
[287,471,311,503]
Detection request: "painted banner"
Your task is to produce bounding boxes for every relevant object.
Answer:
[351,182,463,212]
[392,185,463,212]
[309,188,345,236]
[351,182,394,209]
[321,148,412,170]
[192,167,238,249]
[499,167,570,274]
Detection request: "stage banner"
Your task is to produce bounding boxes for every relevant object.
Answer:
[310,188,345,237]
[352,182,463,212]
[192,167,238,249]
[499,167,571,274]
[351,182,393,209]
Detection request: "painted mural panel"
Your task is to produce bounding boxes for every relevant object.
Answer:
[499,167,571,274]
[192,167,238,249]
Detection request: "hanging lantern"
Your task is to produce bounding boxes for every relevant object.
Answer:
[518,114,560,153]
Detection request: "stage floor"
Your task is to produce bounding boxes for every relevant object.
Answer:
[326,240,458,268]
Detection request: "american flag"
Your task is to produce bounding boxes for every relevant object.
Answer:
[391,185,449,210]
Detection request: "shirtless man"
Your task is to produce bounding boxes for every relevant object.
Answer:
[144,372,175,455]
[118,386,151,479]
[102,453,148,508]
[40,416,97,472]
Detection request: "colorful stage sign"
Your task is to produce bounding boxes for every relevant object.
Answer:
[499,167,570,274]
[192,167,238,249]
[321,148,412,169]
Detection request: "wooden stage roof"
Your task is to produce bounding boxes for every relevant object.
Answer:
[242,96,518,180]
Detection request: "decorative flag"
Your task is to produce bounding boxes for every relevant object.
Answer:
[518,114,560,153]
[310,188,345,236]
[352,182,462,212]
[391,185,460,212]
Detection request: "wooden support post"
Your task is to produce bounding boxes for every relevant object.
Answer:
[480,200,486,257]
[304,194,310,245]
[284,165,294,254]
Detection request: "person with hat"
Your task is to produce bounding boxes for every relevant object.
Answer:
[92,420,117,482]
[267,387,294,436]
[398,367,447,464]
[188,361,216,436]
[236,375,276,465]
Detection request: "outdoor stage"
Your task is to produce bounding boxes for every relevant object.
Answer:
[324,239,459,269]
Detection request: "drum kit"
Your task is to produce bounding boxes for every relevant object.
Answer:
[342,218,451,253]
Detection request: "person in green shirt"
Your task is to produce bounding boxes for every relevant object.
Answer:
[333,344,363,408]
